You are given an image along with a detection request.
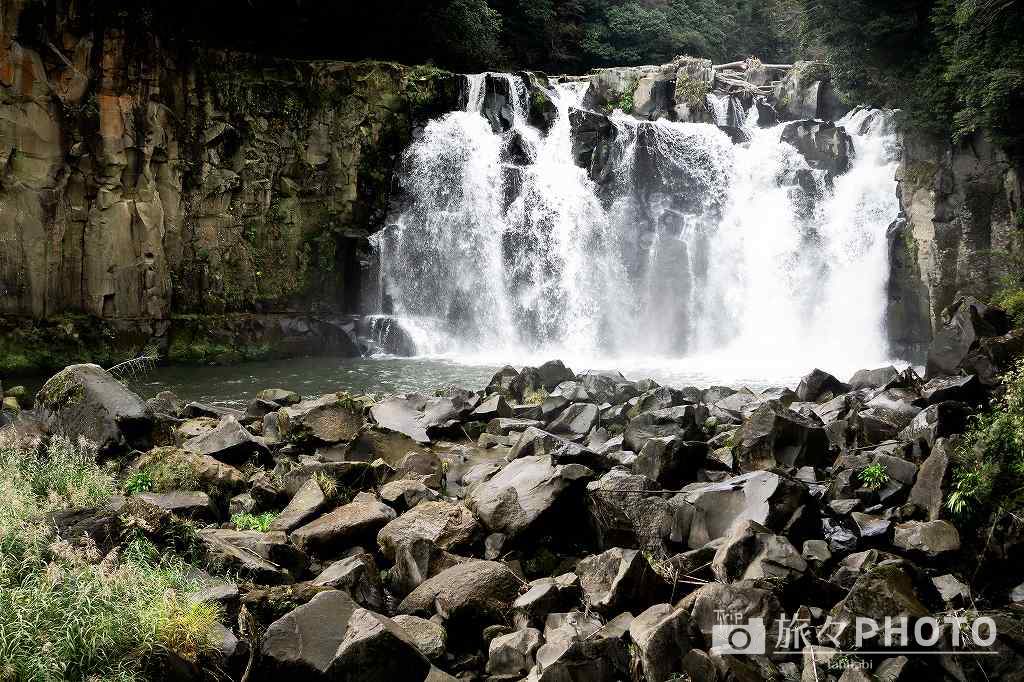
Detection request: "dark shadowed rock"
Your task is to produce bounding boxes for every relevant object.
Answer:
[827,563,929,647]
[389,537,467,598]
[136,491,218,522]
[377,500,480,561]
[291,492,397,556]
[378,479,439,512]
[184,415,269,464]
[624,404,708,452]
[926,296,1011,379]
[907,438,952,520]
[848,366,899,390]
[397,560,522,632]
[796,368,849,402]
[898,401,970,447]
[535,611,632,682]
[780,119,853,177]
[921,374,983,404]
[857,390,922,444]
[259,590,431,682]
[537,360,575,390]
[675,471,808,548]
[486,366,520,398]
[36,364,153,455]
[629,603,694,682]
[311,553,385,611]
[734,400,830,471]
[465,455,593,538]
[471,393,512,421]
[199,529,302,584]
[577,547,666,615]
[636,436,708,488]
[270,478,328,533]
[712,519,807,583]
[677,580,782,648]
[486,627,543,677]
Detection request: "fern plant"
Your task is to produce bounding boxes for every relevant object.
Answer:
[859,462,890,491]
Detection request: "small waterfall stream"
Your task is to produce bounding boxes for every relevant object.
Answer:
[368,73,901,382]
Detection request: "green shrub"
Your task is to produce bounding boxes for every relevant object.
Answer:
[230,511,278,532]
[0,431,222,680]
[947,358,1024,519]
[995,288,1024,327]
[859,461,890,491]
[129,450,202,494]
[124,471,155,495]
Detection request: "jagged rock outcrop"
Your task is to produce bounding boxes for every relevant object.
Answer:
[891,127,1024,357]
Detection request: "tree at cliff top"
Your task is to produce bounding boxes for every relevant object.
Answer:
[799,0,1024,156]
[493,0,798,71]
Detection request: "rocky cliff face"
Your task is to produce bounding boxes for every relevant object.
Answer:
[888,129,1024,358]
[0,0,459,372]
[2,0,1021,373]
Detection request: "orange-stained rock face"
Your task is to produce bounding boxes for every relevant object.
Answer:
[0,7,457,324]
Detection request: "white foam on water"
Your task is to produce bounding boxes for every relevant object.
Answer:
[369,74,904,387]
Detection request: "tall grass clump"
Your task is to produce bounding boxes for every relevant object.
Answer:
[0,430,222,681]
[947,358,1024,520]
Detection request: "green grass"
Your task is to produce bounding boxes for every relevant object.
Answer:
[126,449,202,495]
[230,511,278,532]
[0,431,223,681]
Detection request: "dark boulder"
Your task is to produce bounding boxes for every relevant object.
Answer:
[465,454,593,538]
[35,364,152,455]
[925,296,1011,379]
[674,471,808,548]
[796,368,849,402]
[734,400,830,471]
[577,547,667,615]
[636,436,708,488]
[711,519,807,583]
[290,492,397,556]
[259,590,431,682]
[623,404,708,452]
[848,366,899,390]
[397,559,522,634]
[780,120,853,178]
[184,415,269,464]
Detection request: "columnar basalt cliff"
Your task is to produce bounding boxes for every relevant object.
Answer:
[0,0,459,371]
[888,130,1024,357]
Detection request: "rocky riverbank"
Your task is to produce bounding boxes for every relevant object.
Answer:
[2,293,1024,680]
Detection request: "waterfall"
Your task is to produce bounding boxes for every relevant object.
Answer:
[369,74,901,383]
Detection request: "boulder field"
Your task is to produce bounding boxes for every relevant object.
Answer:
[4,294,1024,681]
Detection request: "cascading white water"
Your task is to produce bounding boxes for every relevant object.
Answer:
[369,73,902,385]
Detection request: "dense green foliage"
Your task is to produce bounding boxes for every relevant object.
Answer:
[101,0,796,72]
[0,432,221,681]
[799,0,1024,154]
[947,358,1024,520]
[492,0,797,70]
